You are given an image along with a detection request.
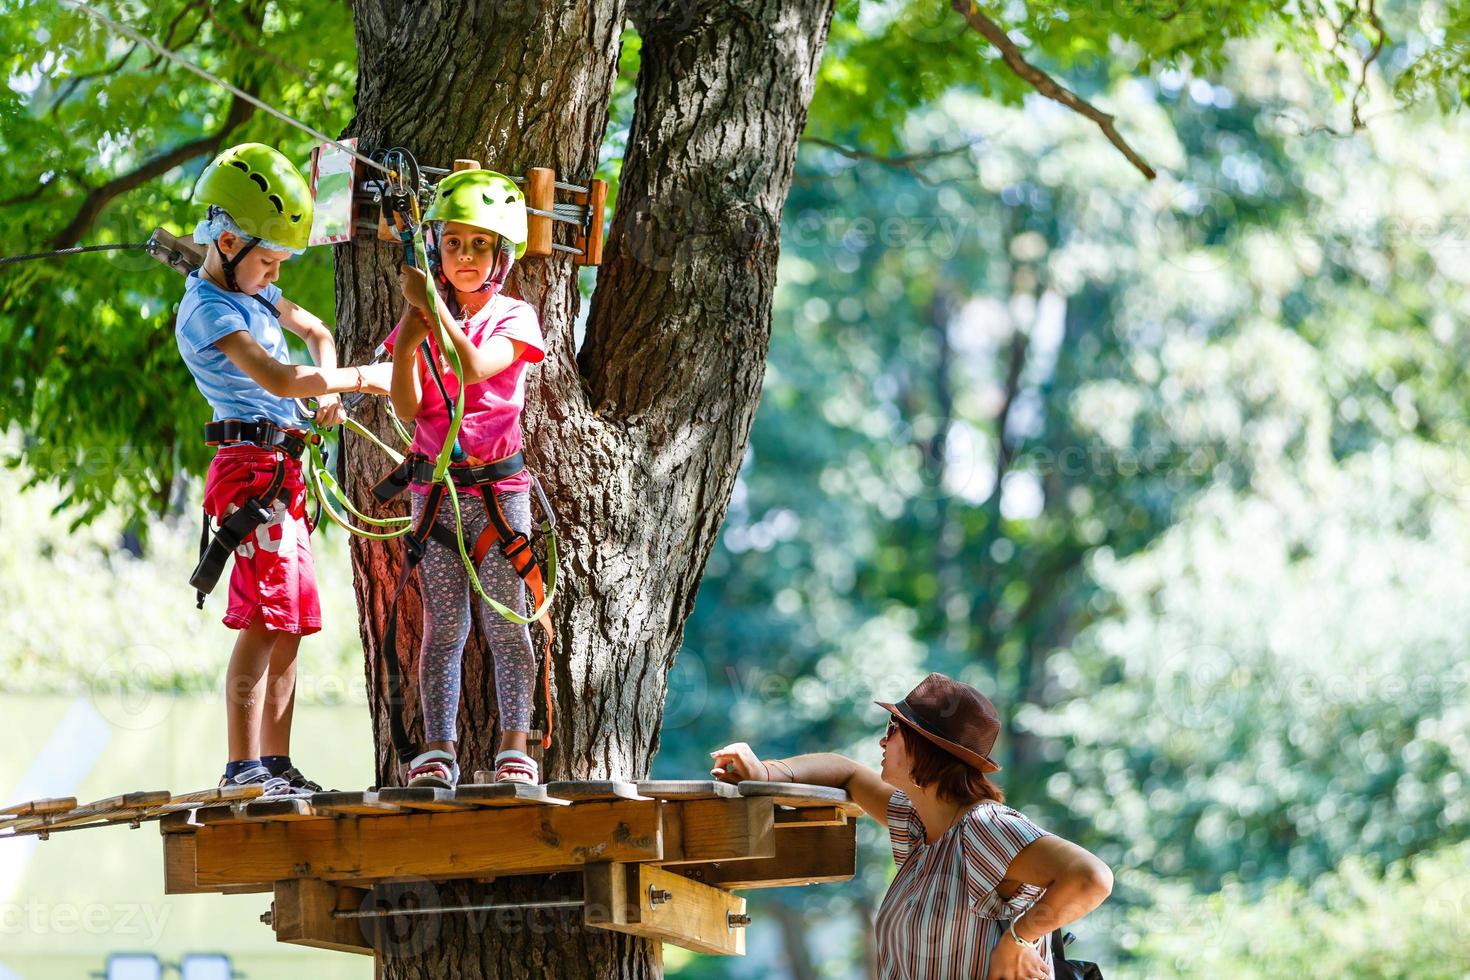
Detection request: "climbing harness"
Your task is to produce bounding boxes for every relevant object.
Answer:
[189,419,310,608]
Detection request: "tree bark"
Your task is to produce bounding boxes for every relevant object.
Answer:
[333,2,834,977]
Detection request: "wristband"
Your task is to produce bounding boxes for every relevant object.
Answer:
[1008,917,1042,951]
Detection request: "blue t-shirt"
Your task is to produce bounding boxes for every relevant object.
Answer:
[175,271,303,427]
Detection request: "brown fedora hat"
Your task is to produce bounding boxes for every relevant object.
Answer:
[876,672,1002,773]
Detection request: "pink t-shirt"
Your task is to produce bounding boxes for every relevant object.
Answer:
[384,293,545,495]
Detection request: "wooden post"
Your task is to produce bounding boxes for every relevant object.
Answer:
[273,879,375,955]
[453,159,481,172]
[573,178,607,266]
[584,863,747,956]
[524,167,555,258]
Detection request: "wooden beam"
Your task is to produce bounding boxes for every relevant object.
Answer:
[272,879,374,956]
[774,806,848,828]
[660,797,774,865]
[674,823,857,891]
[585,863,746,956]
[192,800,666,887]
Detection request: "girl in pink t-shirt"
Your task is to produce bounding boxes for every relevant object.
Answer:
[386,170,547,787]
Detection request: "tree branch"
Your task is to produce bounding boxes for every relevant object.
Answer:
[800,135,983,186]
[48,42,138,117]
[50,93,255,249]
[949,0,1157,180]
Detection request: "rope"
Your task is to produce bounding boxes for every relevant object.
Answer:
[0,243,148,266]
[58,0,388,177]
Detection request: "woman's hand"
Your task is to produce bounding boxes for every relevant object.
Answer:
[709,742,771,784]
[985,932,1051,980]
[399,264,430,310]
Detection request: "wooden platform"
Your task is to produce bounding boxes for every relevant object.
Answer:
[1,780,863,958]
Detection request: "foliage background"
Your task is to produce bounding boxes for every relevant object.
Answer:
[5,0,1470,976]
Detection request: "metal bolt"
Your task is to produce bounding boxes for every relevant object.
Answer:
[728,913,752,929]
[260,909,273,926]
[648,887,673,907]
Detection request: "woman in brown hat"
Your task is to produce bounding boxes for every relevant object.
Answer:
[710,672,1112,980]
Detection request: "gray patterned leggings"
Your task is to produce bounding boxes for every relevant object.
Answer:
[410,489,536,742]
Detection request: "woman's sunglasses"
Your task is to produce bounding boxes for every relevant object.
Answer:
[884,718,900,740]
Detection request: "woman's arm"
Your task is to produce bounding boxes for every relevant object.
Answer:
[709,742,899,827]
[1003,835,1113,941]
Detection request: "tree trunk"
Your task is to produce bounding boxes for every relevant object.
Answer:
[333,2,834,976]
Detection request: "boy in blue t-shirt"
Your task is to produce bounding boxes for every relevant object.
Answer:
[177,143,388,797]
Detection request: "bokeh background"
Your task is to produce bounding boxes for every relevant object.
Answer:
[4,1,1470,977]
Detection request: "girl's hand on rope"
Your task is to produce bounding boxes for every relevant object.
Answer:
[399,264,430,310]
[397,307,429,348]
[709,742,770,784]
[314,393,346,428]
[985,931,1051,980]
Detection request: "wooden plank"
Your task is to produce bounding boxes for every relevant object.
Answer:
[273,879,374,956]
[310,791,404,817]
[0,797,76,818]
[454,783,570,807]
[195,799,317,825]
[675,823,857,891]
[193,799,666,887]
[8,790,171,833]
[658,797,774,866]
[543,781,650,803]
[374,788,474,812]
[585,863,746,956]
[136,786,265,824]
[636,781,738,801]
[773,806,848,828]
[737,781,864,814]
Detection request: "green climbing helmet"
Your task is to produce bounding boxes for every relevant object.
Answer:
[194,143,314,251]
[425,169,529,259]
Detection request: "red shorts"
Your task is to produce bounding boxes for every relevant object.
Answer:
[202,445,321,636]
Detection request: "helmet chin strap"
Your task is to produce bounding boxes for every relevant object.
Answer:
[217,236,260,292]
[209,235,280,317]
